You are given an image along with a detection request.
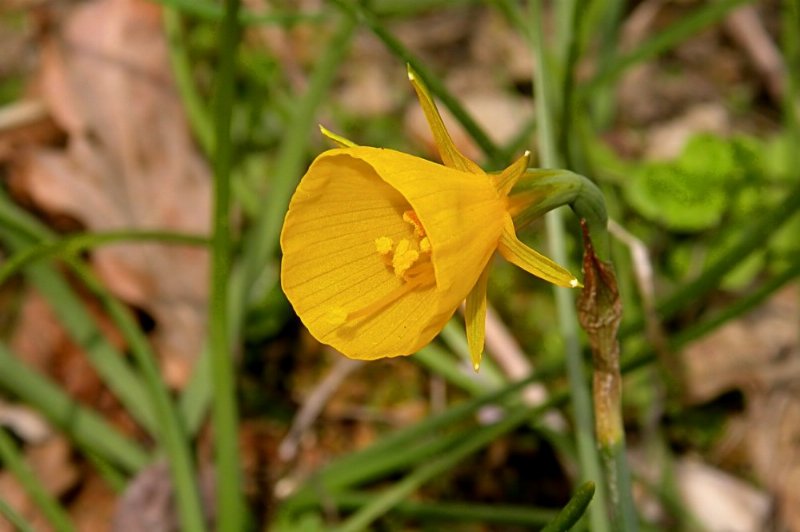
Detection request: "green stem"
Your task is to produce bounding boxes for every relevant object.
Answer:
[0,230,208,287]
[210,0,246,529]
[530,3,610,531]
[510,169,608,255]
[0,427,75,532]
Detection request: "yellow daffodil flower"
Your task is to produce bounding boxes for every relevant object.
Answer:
[281,66,579,370]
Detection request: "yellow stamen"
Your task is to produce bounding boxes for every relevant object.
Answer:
[392,239,419,278]
[402,210,426,237]
[375,236,394,255]
[419,236,431,254]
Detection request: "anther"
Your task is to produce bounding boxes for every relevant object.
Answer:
[402,210,426,237]
[392,239,419,278]
[419,236,431,254]
[375,236,394,255]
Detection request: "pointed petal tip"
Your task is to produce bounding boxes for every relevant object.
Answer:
[570,278,582,288]
[473,360,481,373]
[406,63,416,81]
[319,125,358,148]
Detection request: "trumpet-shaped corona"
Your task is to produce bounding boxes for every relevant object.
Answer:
[280,66,580,368]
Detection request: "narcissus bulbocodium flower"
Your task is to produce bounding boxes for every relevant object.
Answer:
[281,66,580,370]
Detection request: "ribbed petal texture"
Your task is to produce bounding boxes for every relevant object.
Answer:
[281,148,505,359]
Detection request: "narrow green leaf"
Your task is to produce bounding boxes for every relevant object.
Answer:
[0,427,76,532]
[541,481,596,532]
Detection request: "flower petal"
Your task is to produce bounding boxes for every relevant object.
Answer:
[341,147,506,297]
[465,263,491,372]
[407,65,485,175]
[280,149,500,360]
[319,124,358,148]
[494,150,530,196]
[497,215,580,288]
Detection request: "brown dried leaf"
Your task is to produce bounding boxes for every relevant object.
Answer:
[747,387,800,530]
[13,0,211,387]
[681,286,799,403]
[68,474,117,532]
[681,285,800,529]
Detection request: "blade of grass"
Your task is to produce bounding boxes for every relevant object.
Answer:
[530,2,611,531]
[582,0,754,94]
[177,3,357,440]
[287,373,547,501]
[64,259,206,532]
[0,344,148,472]
[331,403,545,532]
[541,481,596,532]
[291,490,558,526]
[284,431,466,512]
[0,427,75,532]
[414,344,490,397]
[239,12,356,308]
[164,8,213,154]
[0,496,35,532]
[783,0,800,170]
[438,320,507,389]
[330,0,502,165]
[208,0,245,528]
[622,253,800,374]
[0,230,208,287]
[0,227,158,435]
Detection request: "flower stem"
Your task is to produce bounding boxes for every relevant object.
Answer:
[210,0,246,529]
[530,2,616,530]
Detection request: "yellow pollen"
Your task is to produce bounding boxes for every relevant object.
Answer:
[402,210,426,237]
[375,236,394,255]
[419,236,431,253]
[392,239,419,278]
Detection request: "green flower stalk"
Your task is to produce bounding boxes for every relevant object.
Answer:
[578,221,638,531]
